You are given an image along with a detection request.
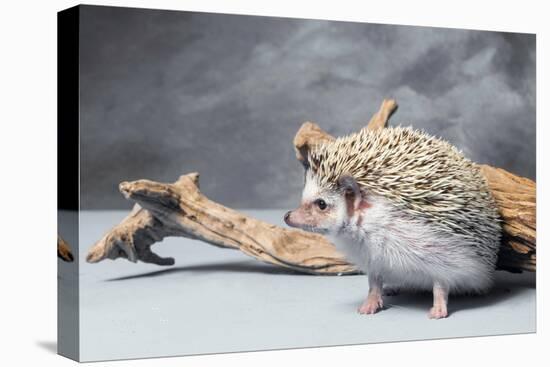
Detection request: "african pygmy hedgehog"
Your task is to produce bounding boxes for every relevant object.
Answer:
[284,126,501,319]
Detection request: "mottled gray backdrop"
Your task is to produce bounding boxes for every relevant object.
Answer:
[79,5,536,210]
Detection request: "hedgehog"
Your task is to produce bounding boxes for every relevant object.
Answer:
[284,126,501,319]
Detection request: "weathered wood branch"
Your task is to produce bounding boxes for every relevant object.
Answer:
[87,99,535,273]
[480,165,536,272]
[58,235,74,262]
[87,173,356,274]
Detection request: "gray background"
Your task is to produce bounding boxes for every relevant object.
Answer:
[79,5,536,210]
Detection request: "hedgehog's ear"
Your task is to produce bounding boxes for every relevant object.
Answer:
[338,175,367,214]
[297,145,311,170]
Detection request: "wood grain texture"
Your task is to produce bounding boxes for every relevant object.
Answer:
[479,165,536,271]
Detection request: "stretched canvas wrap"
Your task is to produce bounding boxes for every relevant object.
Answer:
[58,5,536,362]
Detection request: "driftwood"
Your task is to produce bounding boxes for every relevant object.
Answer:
[480,166,536,271]
[58,235,74,262]
[87,99,536,273]
[86,173,355,274]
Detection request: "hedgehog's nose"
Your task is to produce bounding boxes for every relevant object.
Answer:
[284,211,291,224]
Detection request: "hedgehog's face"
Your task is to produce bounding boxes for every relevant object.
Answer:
[284,170,348,234]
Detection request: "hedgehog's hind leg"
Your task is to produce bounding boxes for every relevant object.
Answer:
[429,282,449,319]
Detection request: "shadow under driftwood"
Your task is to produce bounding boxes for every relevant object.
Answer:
[105,260,305,282]
[106,258,535,309]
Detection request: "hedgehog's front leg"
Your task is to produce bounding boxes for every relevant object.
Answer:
[358,274,384,314]
[429,282,449,319]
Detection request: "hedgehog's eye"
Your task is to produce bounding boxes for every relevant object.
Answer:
[315,199,327,210]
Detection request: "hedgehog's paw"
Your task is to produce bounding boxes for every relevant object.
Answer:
[358,295,383,315]
[428,304,448,319]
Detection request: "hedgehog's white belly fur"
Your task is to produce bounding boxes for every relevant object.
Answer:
[328,196,498,294]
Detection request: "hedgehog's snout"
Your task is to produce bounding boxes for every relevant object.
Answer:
[284,209,303,229]
[283,211,292,225]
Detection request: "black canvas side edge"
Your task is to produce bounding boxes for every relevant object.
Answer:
[57,5,80,362]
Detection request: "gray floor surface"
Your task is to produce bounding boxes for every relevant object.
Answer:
[71,210,535,361]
